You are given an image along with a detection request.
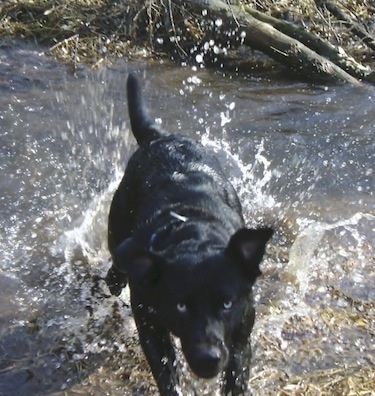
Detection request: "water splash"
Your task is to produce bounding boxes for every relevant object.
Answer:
[285,212,375,299]
[201,134,279,227]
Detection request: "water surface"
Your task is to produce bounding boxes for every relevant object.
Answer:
[1,41,374,395]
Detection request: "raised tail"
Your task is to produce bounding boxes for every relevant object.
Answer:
[127,73,163,145]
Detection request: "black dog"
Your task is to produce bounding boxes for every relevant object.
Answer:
[105,74,273,395]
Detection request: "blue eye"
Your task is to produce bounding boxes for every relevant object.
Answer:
[223,301,233,310]
[177,303,187,313]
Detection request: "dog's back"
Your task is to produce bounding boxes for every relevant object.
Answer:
[108,75,245,258]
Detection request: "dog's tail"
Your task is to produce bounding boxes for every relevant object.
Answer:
[127,73,163,146]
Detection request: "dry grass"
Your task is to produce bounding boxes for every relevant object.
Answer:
[0,0,156,66]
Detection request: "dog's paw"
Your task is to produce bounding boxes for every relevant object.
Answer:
[104,267,128,296]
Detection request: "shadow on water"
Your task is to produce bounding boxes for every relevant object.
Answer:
[1,40,374,395]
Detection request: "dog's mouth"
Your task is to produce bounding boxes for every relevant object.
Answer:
[184,344,228,379]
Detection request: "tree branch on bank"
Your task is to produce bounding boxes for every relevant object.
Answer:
[243,6,374,82]
[174,0,374,85]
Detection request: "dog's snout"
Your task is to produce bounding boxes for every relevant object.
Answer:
[189,345,225,379]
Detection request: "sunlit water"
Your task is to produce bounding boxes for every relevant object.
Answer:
[1,41,374,395]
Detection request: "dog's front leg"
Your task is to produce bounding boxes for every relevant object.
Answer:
[133,309,180,395]
[223,307,255,395]
[223,345,252,395]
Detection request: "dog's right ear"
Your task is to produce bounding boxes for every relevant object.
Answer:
[113,238,163,287]
[226,227,274,281]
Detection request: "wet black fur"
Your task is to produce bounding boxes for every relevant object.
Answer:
[105,74,273,395]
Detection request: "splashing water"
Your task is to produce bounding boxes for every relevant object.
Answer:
[201,133,278,221]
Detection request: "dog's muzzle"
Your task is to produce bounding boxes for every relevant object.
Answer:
[183,341,228,379]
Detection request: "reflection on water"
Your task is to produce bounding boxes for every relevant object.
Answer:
[1,41,374,395]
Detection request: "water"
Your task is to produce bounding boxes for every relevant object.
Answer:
[1,41,374,395]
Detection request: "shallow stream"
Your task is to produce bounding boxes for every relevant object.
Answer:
[1,41,374,395]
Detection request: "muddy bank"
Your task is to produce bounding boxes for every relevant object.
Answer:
[1,0,375,83]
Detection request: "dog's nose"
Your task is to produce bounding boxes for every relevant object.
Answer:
[190,346,223,378]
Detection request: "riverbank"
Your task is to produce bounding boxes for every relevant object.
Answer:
[1,0,374,82]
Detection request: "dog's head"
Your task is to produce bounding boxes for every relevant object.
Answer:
[113,227,273,378]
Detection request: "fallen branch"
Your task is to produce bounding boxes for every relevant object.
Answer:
[175,0,364,85]
[243,6,374,82]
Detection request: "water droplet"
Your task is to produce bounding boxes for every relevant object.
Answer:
[195,54,203,63]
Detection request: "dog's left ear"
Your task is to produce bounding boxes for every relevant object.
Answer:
[114,237,163,287]
[226,228,274,280]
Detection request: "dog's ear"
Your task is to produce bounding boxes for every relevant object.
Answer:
[226,228,274,280]
[113,238,163,287]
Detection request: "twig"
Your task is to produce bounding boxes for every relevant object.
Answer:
[168,0,188,57]
[48,34,79,52]
[316,0,375,51]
